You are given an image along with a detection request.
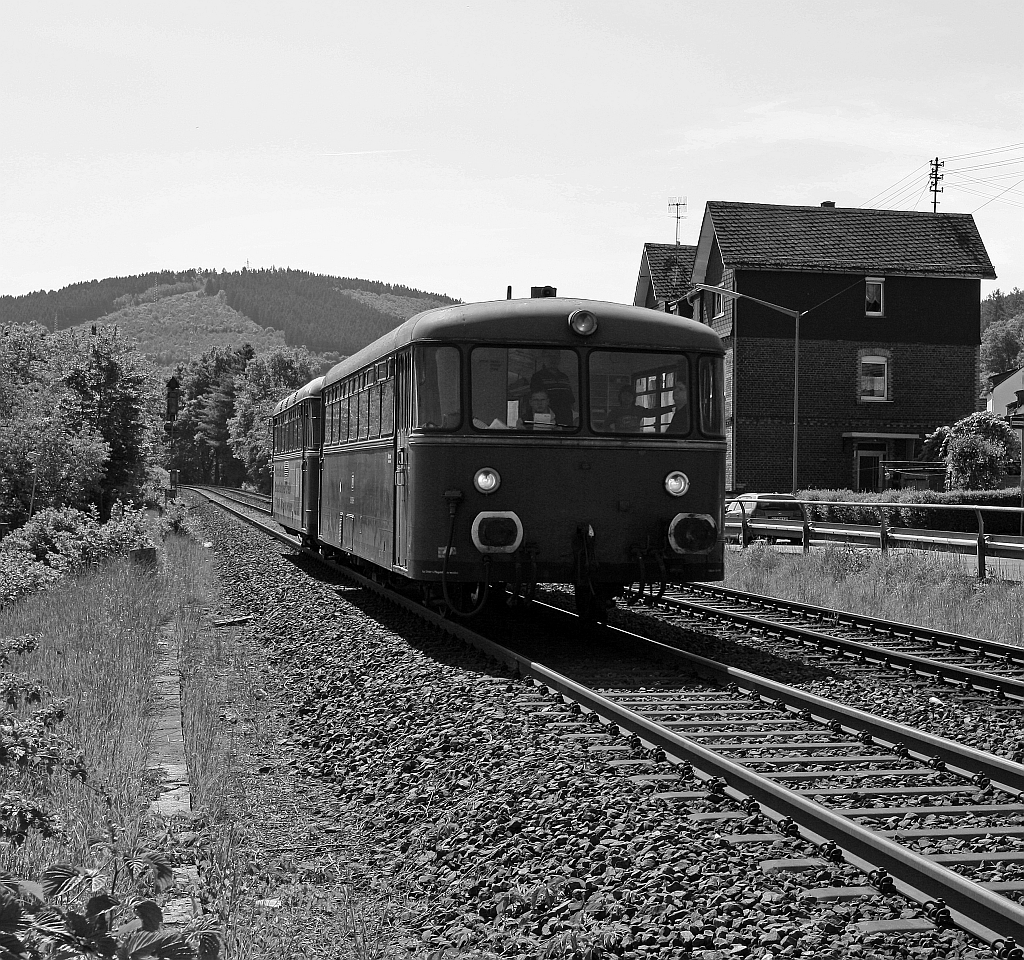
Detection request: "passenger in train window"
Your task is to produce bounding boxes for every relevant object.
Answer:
[605,385,649,433]
[665,378,690,434]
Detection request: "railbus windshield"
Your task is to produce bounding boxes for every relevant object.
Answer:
[471,347,580,431]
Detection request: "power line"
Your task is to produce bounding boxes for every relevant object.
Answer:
[945,172,1024,199]
[971,176,1024,214]
[860,163,928,208]
[951,183,1024,210]
[944,156,1024,174]
[944,141,1024,162]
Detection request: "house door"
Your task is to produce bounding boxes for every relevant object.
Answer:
[855,443,887,492]
[393,350,412,570]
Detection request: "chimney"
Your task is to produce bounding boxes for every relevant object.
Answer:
[821,201,836,208]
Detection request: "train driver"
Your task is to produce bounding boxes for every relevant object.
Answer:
[520,390,562,430]
[530,351,576,425]
[665,377,690,434]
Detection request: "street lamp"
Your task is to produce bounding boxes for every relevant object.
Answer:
[687,283,804,495]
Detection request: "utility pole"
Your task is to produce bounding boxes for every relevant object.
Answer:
[668,197,687,245]
[929,157,944,212]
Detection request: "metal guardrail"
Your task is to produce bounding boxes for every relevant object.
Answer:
[725,498,1024,579]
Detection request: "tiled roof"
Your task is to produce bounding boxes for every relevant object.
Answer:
[644,243,696,301]
[706,201,996,278]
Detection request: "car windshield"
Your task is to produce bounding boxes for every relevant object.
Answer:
[589,351,690,435]
[471,347,579,431]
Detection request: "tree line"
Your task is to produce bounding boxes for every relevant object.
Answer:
[0,320,322,529]
[0,267,458,356]
[204,267,458,355]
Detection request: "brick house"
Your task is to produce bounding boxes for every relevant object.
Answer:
[634,243,696,318]
[662,201,996,493]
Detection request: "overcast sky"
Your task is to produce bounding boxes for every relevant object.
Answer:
[2,1,1021,306]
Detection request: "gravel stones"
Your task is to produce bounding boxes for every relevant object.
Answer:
[183,499,996,959]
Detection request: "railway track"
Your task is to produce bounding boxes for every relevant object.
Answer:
[649,583,1024,711]
[182,485,272,514]
[189,486,1024,959]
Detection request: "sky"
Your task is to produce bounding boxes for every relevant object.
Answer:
[2,1,1022,306]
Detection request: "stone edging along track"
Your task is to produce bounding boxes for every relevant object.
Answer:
[185,496,993,960]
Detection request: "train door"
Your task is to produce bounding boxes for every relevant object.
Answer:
[393,350,412,570]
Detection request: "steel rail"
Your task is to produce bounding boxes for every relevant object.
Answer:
[660,593,1024,703]
[190,488,1024,957]
[681,582,1024,665]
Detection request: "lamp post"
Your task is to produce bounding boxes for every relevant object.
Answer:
[687,283,804,495]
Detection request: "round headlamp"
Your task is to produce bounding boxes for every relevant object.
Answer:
[568,309,598,336]
[664,471,689,497]
[473,467,501,494]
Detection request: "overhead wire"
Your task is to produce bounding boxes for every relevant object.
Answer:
[860,163,928,208]
[951,183,1024,210]
[945,172,1024,200]
[944,141,1024,162]
[971,176,1024,214]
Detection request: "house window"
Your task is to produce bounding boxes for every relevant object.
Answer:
[865,278,884,316]
[711,292,724,318]
[859,355,889,401]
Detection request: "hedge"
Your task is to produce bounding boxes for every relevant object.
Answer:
[798,488,1024,535]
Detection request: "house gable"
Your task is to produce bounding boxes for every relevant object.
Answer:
[633,243,696,317]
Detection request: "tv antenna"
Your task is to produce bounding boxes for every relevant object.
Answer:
[668,197,687,244]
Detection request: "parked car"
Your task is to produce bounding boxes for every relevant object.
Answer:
[725,493,805,544]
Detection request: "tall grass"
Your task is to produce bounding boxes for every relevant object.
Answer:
[0,560,163,878]
[727,543,1024,646]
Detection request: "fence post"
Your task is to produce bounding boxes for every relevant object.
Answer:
[800,502,810,554]
[975,508,987,581]
[740,502,751,548]
[878,505,889,557]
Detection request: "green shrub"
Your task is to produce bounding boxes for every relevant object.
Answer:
[1,506,152,571]
[799,488,1024,535]
[0,507,155,609]
[0,553,63,608]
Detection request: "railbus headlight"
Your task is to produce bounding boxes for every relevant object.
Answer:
[668,513,717,553]
[474,467,501,494]
[664,471,689,497]
[568,309,598,336]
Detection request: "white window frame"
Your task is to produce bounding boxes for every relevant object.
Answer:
[859,354,889,401]
[865,277,885,317]
[711,292,724,318]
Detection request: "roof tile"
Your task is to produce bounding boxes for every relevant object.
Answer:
[644,243,696,301]
[707,201,996,279]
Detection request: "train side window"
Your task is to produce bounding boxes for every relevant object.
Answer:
[413,345,461,430]
[358,387,371,440]
[368,382,381,438]
[338,394,349,443]
[381,375,395,436]
[699,355,725,437]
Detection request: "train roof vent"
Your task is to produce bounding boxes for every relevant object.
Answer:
[531,285,557,298]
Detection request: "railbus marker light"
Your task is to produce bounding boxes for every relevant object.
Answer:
[568,309,598,336]
[474,467,501,494]
[664,471,689,497]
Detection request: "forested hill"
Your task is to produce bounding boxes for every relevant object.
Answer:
[0,268,460,358]
[205,269,459,354]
